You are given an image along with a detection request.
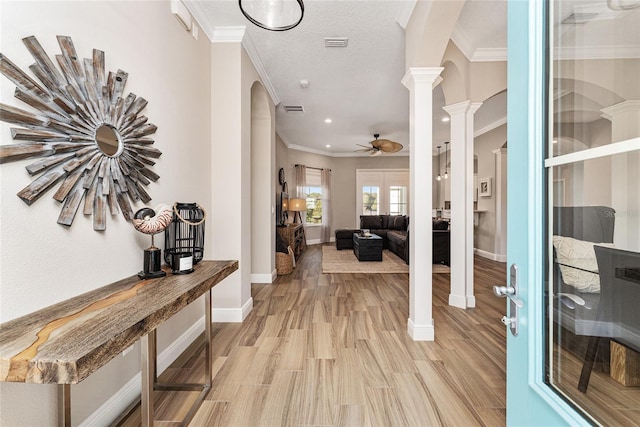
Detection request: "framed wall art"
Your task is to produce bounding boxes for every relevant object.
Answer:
[479,177,492,198]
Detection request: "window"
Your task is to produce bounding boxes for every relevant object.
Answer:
[362,185,380,215]
[302,169,322,224]
[389,185,408,215]
[356,170,409,223]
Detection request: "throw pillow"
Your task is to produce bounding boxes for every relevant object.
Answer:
[361,215,383,229]
[552,235,613,293]
[392,215,407,230]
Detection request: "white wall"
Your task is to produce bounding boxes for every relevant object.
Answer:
[474,124,507,256]
[209,36,271,316]
[1,2,212,424]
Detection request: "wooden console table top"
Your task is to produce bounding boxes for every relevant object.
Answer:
[0,260,238,385]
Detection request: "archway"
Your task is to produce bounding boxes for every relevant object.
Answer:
[250,81,275,282]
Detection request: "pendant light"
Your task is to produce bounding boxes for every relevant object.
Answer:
[239,0,305,32]
[444,141,449,179]
[436,145,442,181]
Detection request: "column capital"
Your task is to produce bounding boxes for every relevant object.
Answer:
[601,100,640,121]
[443,100,472,115]
[402,67,444,90]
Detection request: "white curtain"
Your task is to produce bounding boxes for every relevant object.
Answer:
[295,164,306,198]
[321,168,331,243]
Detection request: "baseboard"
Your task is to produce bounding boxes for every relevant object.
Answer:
[448,294,467,309]
[306,238,322,245]
[407,318,435,341]
[212,297,253,322]
[251,272,274,284]
[474,248,507,262]
[79,317,206,426]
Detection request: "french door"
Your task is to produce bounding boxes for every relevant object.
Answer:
[355,169,409,223]
[507,1,639,425]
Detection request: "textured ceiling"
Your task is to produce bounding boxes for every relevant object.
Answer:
[187,0,638,157]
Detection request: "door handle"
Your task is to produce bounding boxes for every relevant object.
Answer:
[493,285,524,307]
[494,264,522,336]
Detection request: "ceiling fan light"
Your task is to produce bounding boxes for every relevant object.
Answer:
[239,0,304,31]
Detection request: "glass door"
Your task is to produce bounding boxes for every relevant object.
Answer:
[545,0,640,424]
[506,0,640,425]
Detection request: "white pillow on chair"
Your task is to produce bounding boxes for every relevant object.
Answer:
[553,235,613,293]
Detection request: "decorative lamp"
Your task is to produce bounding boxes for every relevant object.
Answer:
[164,202,206,274]
[436,145,442,181]
[444,141,450,179]
[133,205,173,279]
[239,0,304,31]
[288,198,306,223]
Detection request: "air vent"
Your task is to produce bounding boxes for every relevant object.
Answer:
[283,105,304,113]
[561,12,599,24]
[324,37,348,48]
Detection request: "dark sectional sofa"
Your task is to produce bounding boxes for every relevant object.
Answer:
[334,214,450,265]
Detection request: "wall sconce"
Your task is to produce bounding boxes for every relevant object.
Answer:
[288,198,306,223]
[239,0,304,31]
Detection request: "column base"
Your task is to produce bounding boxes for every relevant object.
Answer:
[407,318,435,341]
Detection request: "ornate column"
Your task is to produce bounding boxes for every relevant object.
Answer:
[601,100,640,251]
[443,100,481,309]
[402,67,443,341]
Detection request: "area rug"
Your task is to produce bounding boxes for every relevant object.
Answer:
[322,246,452,275]
[322,246,409,273]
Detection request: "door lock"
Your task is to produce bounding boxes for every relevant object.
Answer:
[493,264,522,336]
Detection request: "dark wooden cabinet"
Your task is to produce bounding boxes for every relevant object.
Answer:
[276,223,306,260]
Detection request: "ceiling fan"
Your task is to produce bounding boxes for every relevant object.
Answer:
[355,134,403,156]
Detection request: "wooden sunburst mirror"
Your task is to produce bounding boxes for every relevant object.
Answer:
[0,35,161,230]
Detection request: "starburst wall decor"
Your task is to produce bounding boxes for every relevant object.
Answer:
[0,35,161,230]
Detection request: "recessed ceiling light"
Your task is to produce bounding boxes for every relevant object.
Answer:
[326,144,331,148]
[299,80,310,88]
[324,118,332,123]
[441,117,450,122]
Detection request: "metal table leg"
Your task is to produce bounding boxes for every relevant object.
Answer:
[59,384,70,427]
[141,329,157,426]
[139,289,213,426]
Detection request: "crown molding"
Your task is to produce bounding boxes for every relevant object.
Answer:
[475,116,507,138]
[184,1,215,40]
[450,25,474,61]
[471,48,507,62]
[185,3,280,106]
[396,0,417,29]
[285,142,408,158]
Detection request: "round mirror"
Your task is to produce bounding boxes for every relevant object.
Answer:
[95,124,122,156]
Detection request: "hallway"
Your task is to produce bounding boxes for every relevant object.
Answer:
[119,245,507,426]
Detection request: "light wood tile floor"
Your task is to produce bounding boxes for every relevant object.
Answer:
[117,244,508,426]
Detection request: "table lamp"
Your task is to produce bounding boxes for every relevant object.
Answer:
[288,198,306,223]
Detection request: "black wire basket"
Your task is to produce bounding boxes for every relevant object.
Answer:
[164,202,206,268]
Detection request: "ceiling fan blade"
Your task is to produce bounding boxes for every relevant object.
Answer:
[379,140,403,153]
[371,138,393,148]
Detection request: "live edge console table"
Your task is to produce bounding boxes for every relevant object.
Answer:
[0,260,238,426]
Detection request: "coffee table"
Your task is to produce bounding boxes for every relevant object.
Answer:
[353,233,383,261]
